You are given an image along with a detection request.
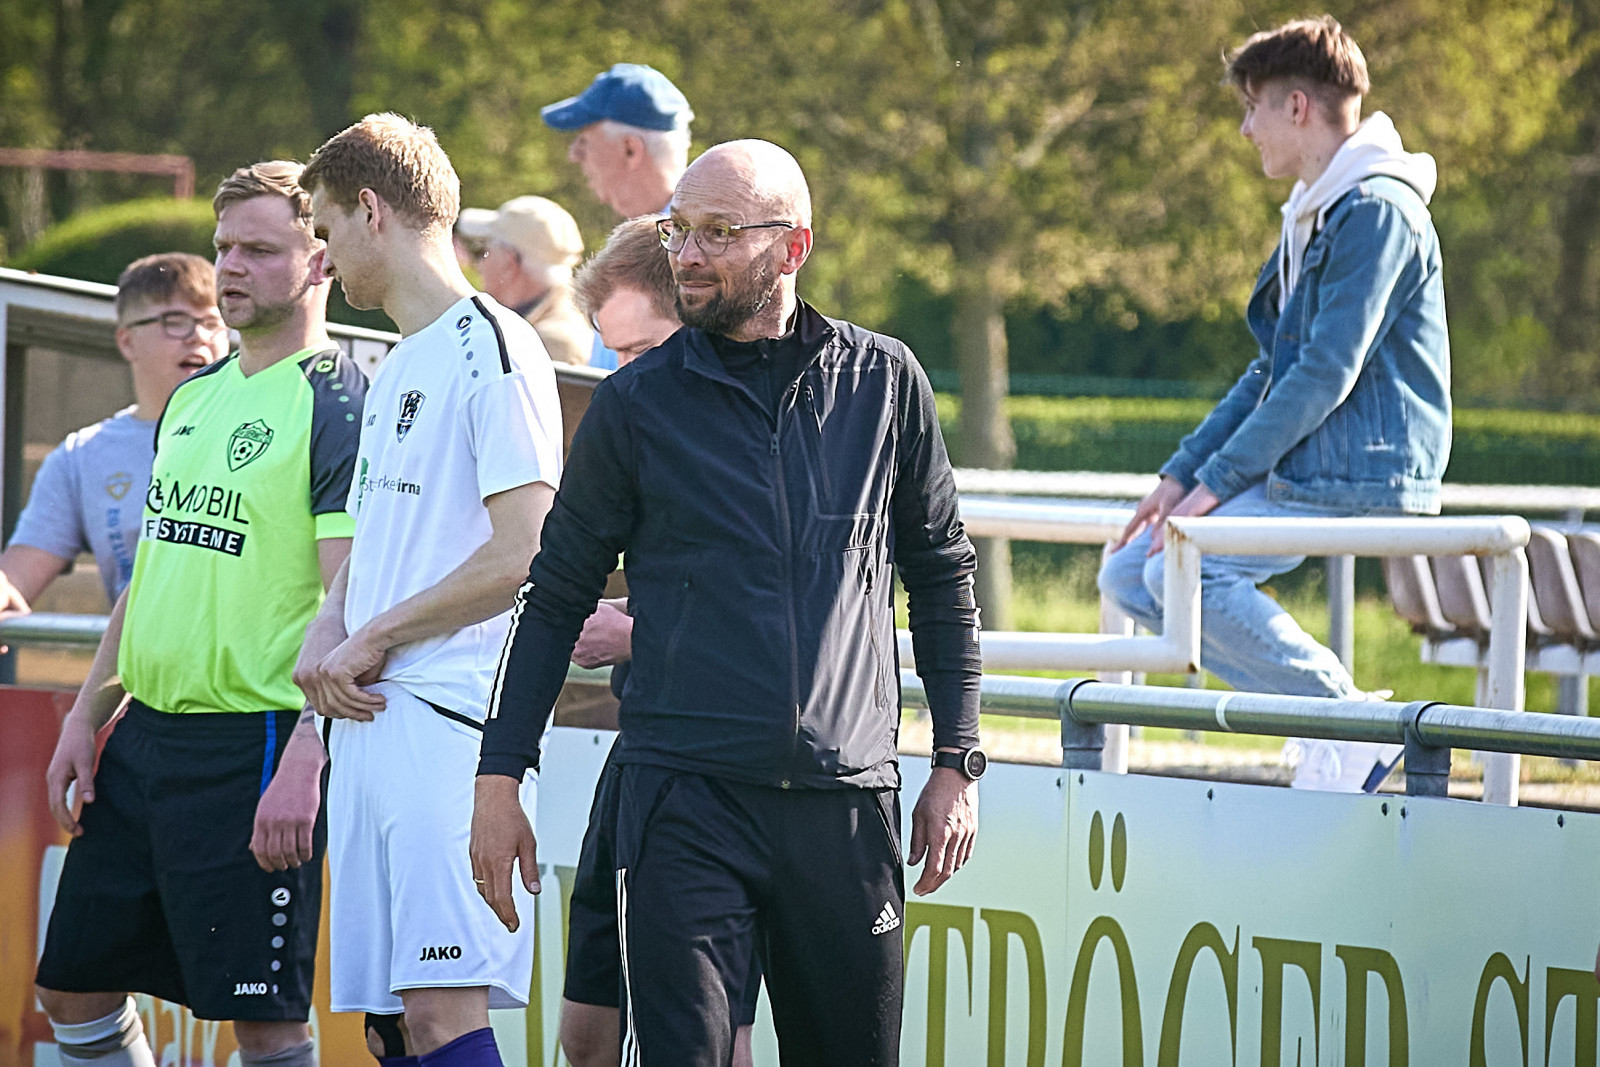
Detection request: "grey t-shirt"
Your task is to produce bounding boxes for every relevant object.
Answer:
[10,406,155,604]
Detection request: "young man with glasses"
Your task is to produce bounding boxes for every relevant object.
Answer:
[0,253,226,621]
[35,161,366,1067]
[474,139,984,1065]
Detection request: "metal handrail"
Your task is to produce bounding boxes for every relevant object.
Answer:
[9,613,1582,798]
[0,612,111,647]
[2,612,1549,756]
[896,668,1600,797]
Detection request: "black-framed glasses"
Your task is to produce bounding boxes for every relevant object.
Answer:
[656,218,795,255]
[123,310,226,340]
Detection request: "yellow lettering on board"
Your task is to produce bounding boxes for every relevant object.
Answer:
[1469,953,1529,1067]
[904,902,975,1067]
[1253,936,1321,1067]
[1336,944,1408,1067]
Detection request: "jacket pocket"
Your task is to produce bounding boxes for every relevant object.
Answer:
[871,788,904,866]
[660,575,694,704]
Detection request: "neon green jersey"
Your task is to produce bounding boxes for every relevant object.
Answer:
[120,347,367,714]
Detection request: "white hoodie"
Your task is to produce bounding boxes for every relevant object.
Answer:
[1278,112,1438,311]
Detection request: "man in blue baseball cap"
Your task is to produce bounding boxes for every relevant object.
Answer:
[542,63,693,220]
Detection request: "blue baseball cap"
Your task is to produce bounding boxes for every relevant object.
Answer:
[541,64,693,133]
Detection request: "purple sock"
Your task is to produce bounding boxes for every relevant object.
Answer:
[416,1028,502,1067]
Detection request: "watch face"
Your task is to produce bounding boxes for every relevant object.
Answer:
[964,748,988,780]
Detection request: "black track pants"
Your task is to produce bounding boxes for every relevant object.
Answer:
[612,765,905,1067]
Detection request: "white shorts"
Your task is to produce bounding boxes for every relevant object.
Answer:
[326,681,538,1013]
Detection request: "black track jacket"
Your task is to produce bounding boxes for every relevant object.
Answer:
[478,301,981,790]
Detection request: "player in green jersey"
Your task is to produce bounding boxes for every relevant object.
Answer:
[36,161,367,1067]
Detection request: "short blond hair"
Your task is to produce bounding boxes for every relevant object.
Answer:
[572,217,677,322]
[301,113,460,234]
[212,160,314,230]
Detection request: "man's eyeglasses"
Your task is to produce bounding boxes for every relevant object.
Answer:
[123,310,227,340]
[656,218,795,255]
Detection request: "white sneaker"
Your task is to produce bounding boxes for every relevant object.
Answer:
[1286,738,1403,792]
[1284,688,1401,792]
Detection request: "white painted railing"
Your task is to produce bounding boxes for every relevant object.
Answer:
[900,505,1534,805]
[953,467,1600,514]
[952,469,1593,685]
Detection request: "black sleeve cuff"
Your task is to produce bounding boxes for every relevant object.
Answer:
[476,754,536,779]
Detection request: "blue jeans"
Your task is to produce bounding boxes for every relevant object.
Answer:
[1096,483,1359,699]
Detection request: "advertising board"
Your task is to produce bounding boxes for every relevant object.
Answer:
[8,695,1599,1065]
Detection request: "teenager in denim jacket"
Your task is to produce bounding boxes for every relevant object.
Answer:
[1098,17,1449,788]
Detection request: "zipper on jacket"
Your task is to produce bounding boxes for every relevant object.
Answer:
[774,380,804,779]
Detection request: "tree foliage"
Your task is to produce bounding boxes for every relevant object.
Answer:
[0,0,1593,407]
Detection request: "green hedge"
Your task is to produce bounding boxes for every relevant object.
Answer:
[9,198,216,283]
[8,198,395,331]
[936,394,1600,487]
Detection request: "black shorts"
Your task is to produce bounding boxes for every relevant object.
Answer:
[613,765,904,1066]
[564,752,764,1025]
[36,700,324,1021]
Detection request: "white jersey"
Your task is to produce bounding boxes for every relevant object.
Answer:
[344,293,562,717]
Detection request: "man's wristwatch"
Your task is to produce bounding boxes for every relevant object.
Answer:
[932,747,988,782]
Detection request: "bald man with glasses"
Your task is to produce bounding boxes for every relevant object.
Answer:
[0,253,227,621]
[474,140,984,1066]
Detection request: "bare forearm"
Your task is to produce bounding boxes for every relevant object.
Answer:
[71,590,129,730]
[359,540,530,651]
[0,545,70,605]
[278,706,327,765]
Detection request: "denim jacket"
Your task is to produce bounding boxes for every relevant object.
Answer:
[1161,176,1451,514]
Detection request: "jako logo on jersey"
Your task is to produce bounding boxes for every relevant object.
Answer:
[871,902,900,936]
[418,945,463,961]
[227,419,274,471]
[271,887,291,906]
[456,315,472,329]
[233,982,268,995]
[396,390,426,442]
[172,425,196,437]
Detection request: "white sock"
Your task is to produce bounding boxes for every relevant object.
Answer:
[50,997,156,1067]
[240,1039,316,1066]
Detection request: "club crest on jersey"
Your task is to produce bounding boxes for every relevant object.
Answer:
[104,472,131,499]
[226,420,274,471]
[397,390,426,442]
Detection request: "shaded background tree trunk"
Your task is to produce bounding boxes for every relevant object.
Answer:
[1554,0,1600,399]
[282,0,361,140]
[954,256,1016,630]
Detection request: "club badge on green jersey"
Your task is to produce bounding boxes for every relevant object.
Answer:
[227,419,274,471]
